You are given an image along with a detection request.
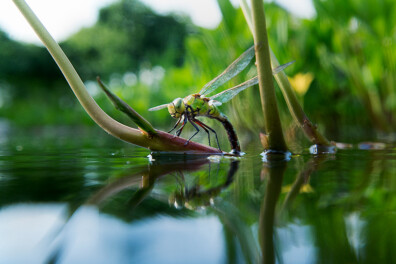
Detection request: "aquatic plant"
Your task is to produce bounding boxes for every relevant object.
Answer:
[240,0,333,152]
[13,0,220,154]
[13,0,334,155]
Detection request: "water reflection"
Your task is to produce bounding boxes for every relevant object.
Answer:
[85,155,241,210]
[87,155,214,207]
[45,156,240,264]
[2,142,396,263]
[281,155,333,212]
[170,160,238,210]
[259,161,286,264]
[259,155,336,264]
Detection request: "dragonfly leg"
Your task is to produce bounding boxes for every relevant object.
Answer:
[176,115,188,137]
[193,118,221,152]
[185,116,200,146]
[168,116,183,134]
[191,119,211,146]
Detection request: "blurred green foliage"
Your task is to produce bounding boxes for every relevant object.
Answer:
[62,0,188,79]
[0,0,395,144]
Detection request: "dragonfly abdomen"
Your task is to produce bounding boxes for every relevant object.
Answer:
[209,114,241,153]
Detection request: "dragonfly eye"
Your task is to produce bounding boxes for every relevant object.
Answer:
[168,99,184,119]
[172,98,185,114]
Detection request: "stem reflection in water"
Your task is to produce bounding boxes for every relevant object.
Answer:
[259,155,331,264]
[52,155,330,264]
[259,161,286,264]
[45,156,240,263]
[30,149,396,264]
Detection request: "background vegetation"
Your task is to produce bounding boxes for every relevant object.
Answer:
[1,0,395,147]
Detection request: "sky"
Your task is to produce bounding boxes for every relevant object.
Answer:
[0,0,314,44]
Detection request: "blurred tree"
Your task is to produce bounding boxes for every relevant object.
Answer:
[0,0,190,125]
[62,0,190,79]
[0,30,64,98]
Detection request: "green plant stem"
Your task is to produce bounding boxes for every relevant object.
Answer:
[96,77,156,135]
[240,0,331,147]
[346,59,391,133]
[270,50,331,145]
[250,0,288,151]
[13,0,221,154]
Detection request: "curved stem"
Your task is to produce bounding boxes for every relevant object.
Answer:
[13,0,140,140]
[12,0,221,154]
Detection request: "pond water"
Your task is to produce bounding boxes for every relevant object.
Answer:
[1,121,396,263]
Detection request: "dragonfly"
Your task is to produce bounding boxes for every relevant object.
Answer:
[149,45,293,154]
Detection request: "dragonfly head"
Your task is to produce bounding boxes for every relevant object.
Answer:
[168,98,185,118]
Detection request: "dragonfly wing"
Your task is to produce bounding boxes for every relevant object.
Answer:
[272,60,295,74]
[148,103,169,111]
[210,76,259,103]
[211,100,222,106]
[208,61,293,103]
[199,45,256,96]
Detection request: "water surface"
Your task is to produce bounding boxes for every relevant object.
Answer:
[1,122,396,263]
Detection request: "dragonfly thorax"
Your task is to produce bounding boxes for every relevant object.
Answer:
[183,94,220,118]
